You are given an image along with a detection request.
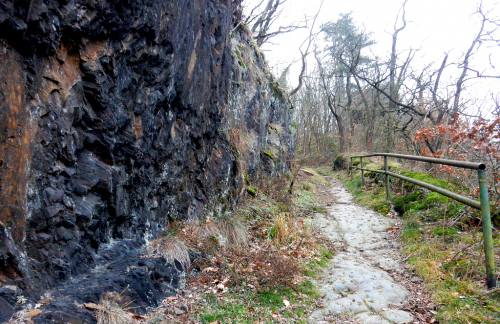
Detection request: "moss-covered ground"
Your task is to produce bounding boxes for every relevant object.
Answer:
[335,165,500,324]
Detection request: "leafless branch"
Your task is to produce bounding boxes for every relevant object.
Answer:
[289,0,324,96]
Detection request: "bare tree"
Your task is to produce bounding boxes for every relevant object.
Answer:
[244,0,309,46]
[315,49,348,152]
[290,0,500,157]
[385,0,408,150]
[289,0,324,97]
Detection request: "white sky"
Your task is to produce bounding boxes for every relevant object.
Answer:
[243,0,500,112]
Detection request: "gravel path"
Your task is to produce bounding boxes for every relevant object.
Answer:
[308,178,414,324]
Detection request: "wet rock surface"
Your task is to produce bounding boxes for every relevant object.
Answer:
[310,179,414,323]
[32,239,185,323]
[0,0,292,321]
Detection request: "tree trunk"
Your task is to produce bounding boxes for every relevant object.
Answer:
[354,75,373,150]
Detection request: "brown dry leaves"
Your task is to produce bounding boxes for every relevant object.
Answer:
[386,217,438,324]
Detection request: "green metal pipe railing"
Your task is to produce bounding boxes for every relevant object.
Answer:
[349,153,496,289]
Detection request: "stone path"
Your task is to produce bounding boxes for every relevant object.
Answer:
[308,178,414,324]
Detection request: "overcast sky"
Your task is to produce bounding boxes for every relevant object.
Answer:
[243,0,500,112]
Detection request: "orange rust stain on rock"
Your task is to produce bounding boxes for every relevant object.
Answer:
[187,30,202,80]
[133,114,143,146]
[79,40,112,71]
[0,47,36,245]
[40,49,81,102]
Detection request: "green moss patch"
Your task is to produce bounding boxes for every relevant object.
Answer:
[393,190,422,214]
[431,226,459,237]
[401,171,462,191]
[262,150,277,164]
[246,185,257,196]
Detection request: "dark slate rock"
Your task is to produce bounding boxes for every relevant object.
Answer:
[32,240,181,324]
[0,0,292,321]
[0,296,14,322]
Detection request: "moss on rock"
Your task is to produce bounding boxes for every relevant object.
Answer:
[247,186,258,196]
[262,150,277,164]
[393,190,422,215]
[402,172,451,190]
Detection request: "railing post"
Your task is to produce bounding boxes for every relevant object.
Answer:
[350,157,353,180]
[360,157,365,186]
[351,158,354,181]
[384,155,390,200]
[478,169,496,289]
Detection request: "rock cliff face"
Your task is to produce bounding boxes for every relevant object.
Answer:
[0,0,293,321]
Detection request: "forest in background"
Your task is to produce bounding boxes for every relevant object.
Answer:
[244,0,500,204]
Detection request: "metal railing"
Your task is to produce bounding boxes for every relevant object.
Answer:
[350,153,496,289]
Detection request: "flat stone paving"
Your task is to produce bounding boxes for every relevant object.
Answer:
[309,179,414,324]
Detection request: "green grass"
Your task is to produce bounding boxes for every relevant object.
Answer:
[309,206,327,213]
[302,247,334,276]
[402,232,500,324]
[431,226,459,237]
[294,190,315,208]
[197,280,319,324]
[197,248,331,323]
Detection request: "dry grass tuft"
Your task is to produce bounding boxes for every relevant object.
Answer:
[96,291,136,324]
[147,236,191,269]
[6,305,41,324]
[273,212,290,244]
[191,218,219,238]
[189,215,248,248]
[216,215,248,247]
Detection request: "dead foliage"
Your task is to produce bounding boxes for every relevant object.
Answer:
[146,235,191,269]
[6,306,43,324]
[272,212,290,244]
[215,214,248,247]
[192,248,300,290]
[86,288,140,324]
[255,175,294,212]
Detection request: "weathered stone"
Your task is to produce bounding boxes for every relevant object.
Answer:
[309,179,414,324]
[333,154,347,171]
[174,307,186,315]
[0,0,292,321]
